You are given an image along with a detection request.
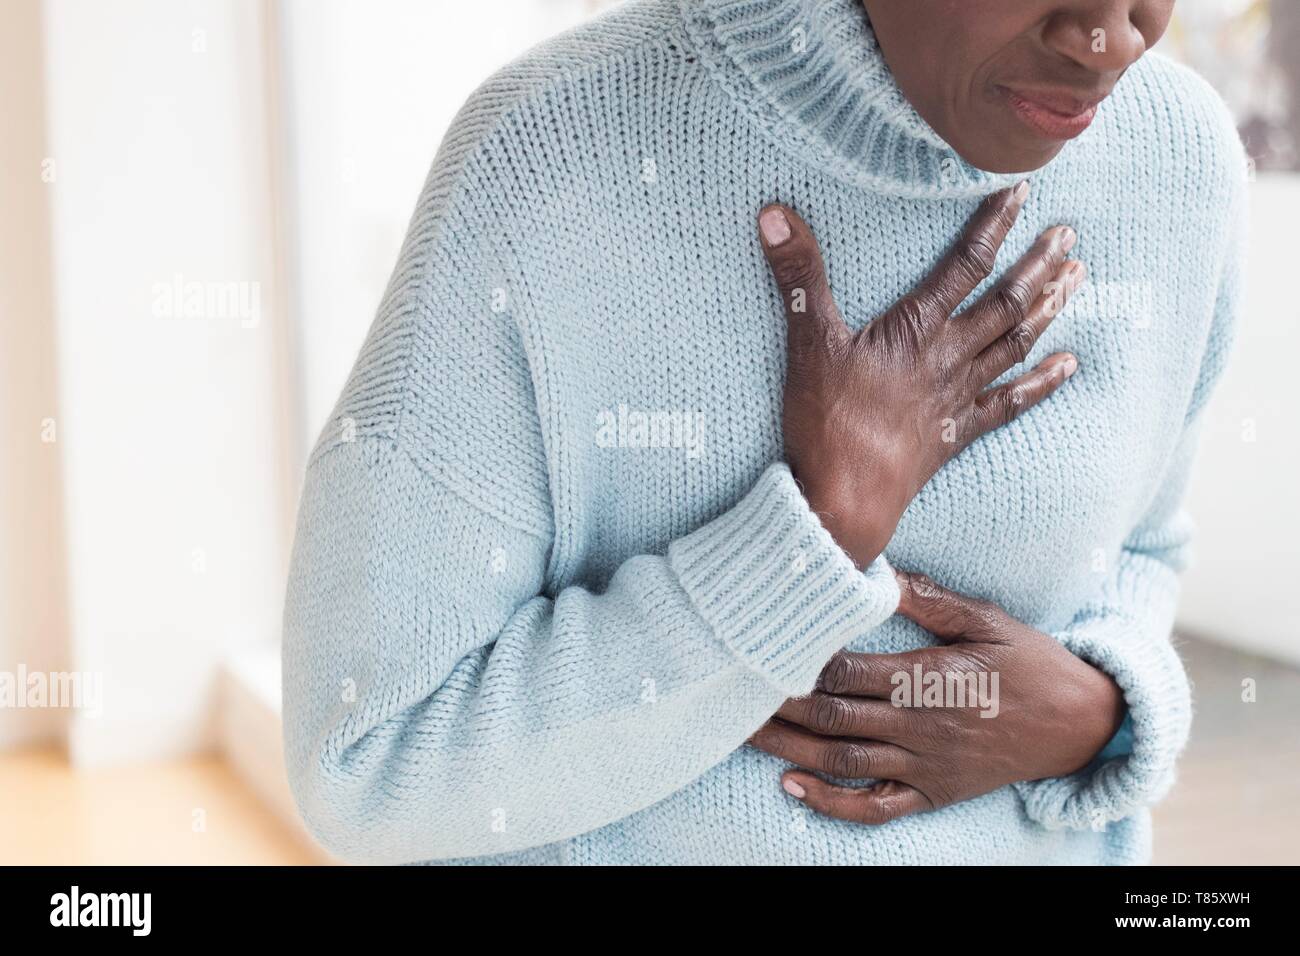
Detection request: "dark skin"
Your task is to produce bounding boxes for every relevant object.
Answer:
[865,0,1177,173]
[750,0,1177,826]
[760,187,1084,570]
[755,190,1124,824]
[753,572,1127,821]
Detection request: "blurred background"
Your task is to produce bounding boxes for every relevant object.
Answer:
[1,0,1296,865]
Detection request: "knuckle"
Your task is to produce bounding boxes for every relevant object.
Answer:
[809,693,852,735]
[991,202,1019,235]
[985,292,1018,329]
[1004,321,1037,362]
[997,384,1026,422]
[772,248,823,293]
[971,599,1007,632]
[995,278,1035,320]
[819,653,857,694]
[828,742,871,779]
[955,240,997,286]
[967,235,993,280]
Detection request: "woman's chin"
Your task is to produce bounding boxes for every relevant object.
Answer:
[949,134,1068,176]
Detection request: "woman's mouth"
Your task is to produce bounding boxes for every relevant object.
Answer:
[1000,86,1101,141]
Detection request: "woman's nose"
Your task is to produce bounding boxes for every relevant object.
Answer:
[1042,0,1152,77]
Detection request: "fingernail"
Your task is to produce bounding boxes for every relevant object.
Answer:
[1014,179,1030,202]
[783,778,807,800]
[1062,355,1079,378]
[1060,226,1076,253]
[759,207,792,246]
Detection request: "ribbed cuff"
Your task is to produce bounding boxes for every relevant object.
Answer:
[667,462,900,697]
[1013,558,1191,831]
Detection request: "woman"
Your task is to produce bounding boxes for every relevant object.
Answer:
[283,0,1245,864]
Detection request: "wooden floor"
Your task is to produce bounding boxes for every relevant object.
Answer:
[1150,636,1300,864]
[0,748,318,865]
[0,636,1295,865]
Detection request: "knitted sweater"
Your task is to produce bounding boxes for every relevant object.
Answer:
[282,0,1247,865]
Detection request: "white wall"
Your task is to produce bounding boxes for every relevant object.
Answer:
[5,0,1292,771]
[272,0,1295,665]
[40,0,297,765]
[4,0,616,768]
[1178,174,1300,666]
[279,0,608,454]
[0,0,70,750]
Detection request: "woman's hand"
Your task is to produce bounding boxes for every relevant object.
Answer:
[748,571,1127,825]
[759,183,1085,567]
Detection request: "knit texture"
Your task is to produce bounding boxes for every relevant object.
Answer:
[282,0,1248,864]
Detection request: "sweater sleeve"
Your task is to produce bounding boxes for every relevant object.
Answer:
[285,446,898,863]
[1011,458,1198,831]
[1013,164,1247,831]
[280,160,900,864]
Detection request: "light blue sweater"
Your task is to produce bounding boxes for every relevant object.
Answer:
[283,0,1247,864]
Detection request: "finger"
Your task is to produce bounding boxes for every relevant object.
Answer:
[957,225,1076,354]
[909,180,1031,321]
[964,350,1077,443]
[775,692,914,744]
[757,204,849,359]
[893,570,1009,642]
[782,773,933,825]
[970,259,1086,386]
[817,649,938,697]
[749,720,914,780]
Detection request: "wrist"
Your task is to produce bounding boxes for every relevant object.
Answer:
[801,482,893,568]
[1075,664,1128,765]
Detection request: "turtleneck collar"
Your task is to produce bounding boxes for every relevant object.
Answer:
[679,0,1024,198]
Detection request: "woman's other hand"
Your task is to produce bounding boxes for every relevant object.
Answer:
[759,183,1085,568]
[749,571,1127,825]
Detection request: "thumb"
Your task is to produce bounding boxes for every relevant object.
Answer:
[757,204,848,358]
[893,570,1007,643]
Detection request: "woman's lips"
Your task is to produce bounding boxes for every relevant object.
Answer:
[1001,87,1101,140]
